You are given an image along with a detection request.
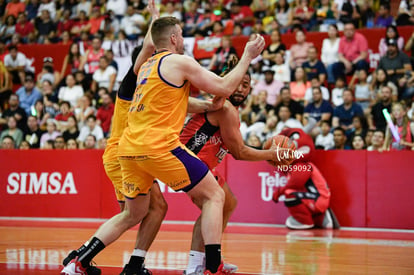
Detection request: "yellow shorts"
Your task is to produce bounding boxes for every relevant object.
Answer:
[103,160,124,202]
[119,145,209,198]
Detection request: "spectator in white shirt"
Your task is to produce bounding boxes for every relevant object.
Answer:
[77,114,104,144]
[120,5,146,40]
[271,52,290,84]
[315,120,335,150]
[4,45,28,85]
[91,56,117,94]
[321,24,340,84]
[58,74,84,109]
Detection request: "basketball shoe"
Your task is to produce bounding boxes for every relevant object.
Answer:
[184,262,237,275]
[61,257,87,275]
[203,263,231,275]
[120,263,152,275]
[62,251,101,275]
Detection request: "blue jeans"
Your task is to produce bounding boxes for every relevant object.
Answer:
[332,60,370,81]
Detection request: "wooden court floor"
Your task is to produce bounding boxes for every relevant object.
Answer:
[0,219,414,275]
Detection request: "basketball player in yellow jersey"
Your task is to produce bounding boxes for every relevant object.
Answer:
[62,16,265,275]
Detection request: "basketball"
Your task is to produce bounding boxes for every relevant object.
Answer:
[263,135,296,166]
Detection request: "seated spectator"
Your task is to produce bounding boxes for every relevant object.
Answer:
[368,85,393,132]
[160,2,182,21]
[66,138,79,149]
[399,70,414,100]
[304,77,330,105]
[270,52,290,84]
[291,0,315,30]
[251,66,284,106]
[379,27,404,58]
[88,7,104,36]
[75,0,91,17]
[247,90,274,125]
[78,36,105,76]
[208,36,238,75]
[54,135,66,149]
[332,22,369,81]
[246,133,262,149]
[289,30,313,72]
[36,57,61,89]
[15,74,43,115]
[25,0,39,22]
[37,0,56,20]
[60,43,82,77]
[365,128,374,148]
[96,92,114,137]
[336,0,360,26]
[0,15,17,44]
[55,101,74,131]
[274,0,292,33]
[332,89,363,134]
[315,120,334,150]
[244,114,279,143]
[274,86,304,122]
[321,24,340,84]
[348,114,368,141]
[1,135,15,149]
[41,139,54,149]
[58,74,84,109]
[82,133,97,149]
[56,10,75,38]
[4,45,28,85]
[0,116,23,147]
[375,2,394,27]
[120,5,146,40]
[230,1,255,36]
[182,2,203,37]
[275,105,303,134]
[0,94,27,130]
[378,38,412,86]
[369,69,398,102]
[262,30,286,66]
[77,114,104,144]
[32,100,49,130]
[289,67,311,102]
[75,94,96,128]
[34,9,57,43]
[303,87,333,135]
[396,0,414,25]
[316,0,337,30]
[348,69,371,111]
[367,129,385,151]
[351,134,366,150]
[39,119,60,148]
[329,127,351,150]
[19,140,31,149]
[331,76,346,107]
[62,115,79,142]
[91,56,117,94]
[302,46,327,84]
[23,115,44,148]
[15,12,35,44]
[5,0,25,19]
[383,101,413,151]
[70,11,90,39]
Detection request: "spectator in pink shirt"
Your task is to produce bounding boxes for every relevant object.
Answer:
[289,30,313,72]
[251,66,284,106]
[332,22,369,81]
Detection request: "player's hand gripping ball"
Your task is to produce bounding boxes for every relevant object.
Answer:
[263,135,296,166]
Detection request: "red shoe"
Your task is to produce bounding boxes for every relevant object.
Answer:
[61,257,87,275]
[203,263,231,275]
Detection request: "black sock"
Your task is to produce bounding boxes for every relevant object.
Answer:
[76,244,87,254]
[78,237,106,268]
[128,255,145,269]
[205,244,221,273]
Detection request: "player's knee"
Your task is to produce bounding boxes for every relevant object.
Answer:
[150,195,168,218]
[122,208,147,228]
[211,186,225,207]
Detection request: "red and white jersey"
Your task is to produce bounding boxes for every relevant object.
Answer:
[86,48,104,74]
[180,112,228,171]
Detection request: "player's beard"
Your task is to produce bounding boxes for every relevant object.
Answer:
[229,93,247,107]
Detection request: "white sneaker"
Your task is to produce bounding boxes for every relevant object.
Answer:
[60,258,87,275]
[285,216,314,230]
[222,262,238,273]
[183,265,204,275]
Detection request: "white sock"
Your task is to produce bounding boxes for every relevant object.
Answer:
[83,241,89,247]
[186,250,205,273]
[132,248,147,258]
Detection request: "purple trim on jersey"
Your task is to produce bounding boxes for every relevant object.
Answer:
[171,146,209,192]
[158,53,187,88]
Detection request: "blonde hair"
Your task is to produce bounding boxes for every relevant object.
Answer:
[384,101,410,149]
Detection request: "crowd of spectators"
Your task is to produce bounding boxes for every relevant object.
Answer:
[0,0,413,151]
